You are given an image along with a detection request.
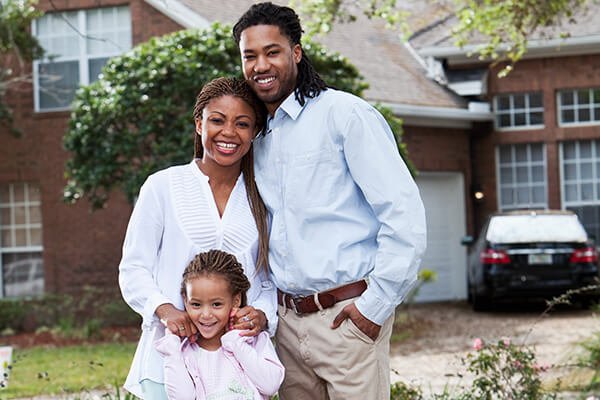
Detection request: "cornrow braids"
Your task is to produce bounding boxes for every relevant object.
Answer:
[181,250,251,307]
[192,78,270,274]
[233,2,327,106]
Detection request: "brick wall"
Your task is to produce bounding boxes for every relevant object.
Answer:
[0,0,183,295]
[469,54,600,234]
[402,124,476,234]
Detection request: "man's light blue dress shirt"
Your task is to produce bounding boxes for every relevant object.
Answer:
[253,88,427,325]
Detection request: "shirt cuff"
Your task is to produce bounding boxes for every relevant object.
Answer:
[142,292,173,328]
[251,299,278,337]
[354,290,394,326]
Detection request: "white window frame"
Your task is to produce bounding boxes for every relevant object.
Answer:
[32,6,131,112]
[557,88,600,127]
[493,92,545,131]
[0,183,43,298]
[496,143,548,211]
[559,140,600,244]
[559,140,600,207]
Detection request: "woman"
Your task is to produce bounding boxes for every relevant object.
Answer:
[118,77,274,399]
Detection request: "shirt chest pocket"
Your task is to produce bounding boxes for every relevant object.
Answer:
[288,149,340,209]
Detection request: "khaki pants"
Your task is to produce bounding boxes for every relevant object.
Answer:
[275,298,394,400]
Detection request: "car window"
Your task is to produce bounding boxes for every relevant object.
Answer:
[486,214,588,244]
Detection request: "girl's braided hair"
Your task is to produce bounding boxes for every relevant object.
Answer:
[232,2,327,106]
[192,78,269,274]
[181,250,251,307]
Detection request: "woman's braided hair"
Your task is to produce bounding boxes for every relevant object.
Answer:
[181,250,251,307]
[232,2,327,106]
[192,78,269,274]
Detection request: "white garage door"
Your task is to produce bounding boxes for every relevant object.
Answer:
[413,172,467,302]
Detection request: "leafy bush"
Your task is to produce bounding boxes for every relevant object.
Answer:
[0,287,139,337]
[390,381,423,399]
[0,298,30,333]
[460,338,556,400]
[578,330,600,390]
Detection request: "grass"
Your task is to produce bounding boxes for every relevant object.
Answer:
[0,342,136,399]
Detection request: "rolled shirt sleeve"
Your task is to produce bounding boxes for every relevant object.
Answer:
[342,104,427,325]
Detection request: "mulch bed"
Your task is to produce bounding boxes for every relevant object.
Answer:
[0,326,141,349]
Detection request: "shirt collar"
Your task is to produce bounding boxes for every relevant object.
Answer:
[258,91,311,138]
[277,91,307,121]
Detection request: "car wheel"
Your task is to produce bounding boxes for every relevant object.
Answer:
[580,297,597,310]
[467,280,473,304]
[472,292,492,312]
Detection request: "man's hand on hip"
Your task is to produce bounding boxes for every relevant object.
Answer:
[331,302,381,341]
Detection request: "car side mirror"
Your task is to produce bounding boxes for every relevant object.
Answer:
[461,235,474,246]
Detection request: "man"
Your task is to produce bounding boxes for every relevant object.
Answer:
[233,3,427,399]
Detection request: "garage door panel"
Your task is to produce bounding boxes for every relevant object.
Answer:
[413,173,467,302]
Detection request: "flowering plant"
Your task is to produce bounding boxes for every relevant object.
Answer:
[462,337,556,400]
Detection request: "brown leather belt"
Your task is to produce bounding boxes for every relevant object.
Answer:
[277,280,367,315]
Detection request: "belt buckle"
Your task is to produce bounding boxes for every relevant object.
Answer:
[290,295,304,315]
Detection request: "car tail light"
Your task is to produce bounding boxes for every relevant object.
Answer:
[480,249,510,264]
[569,247,598,263]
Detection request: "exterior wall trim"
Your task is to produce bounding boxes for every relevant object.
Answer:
[382,102,493,128]
[419,34,600,65]
[144,0,210,29]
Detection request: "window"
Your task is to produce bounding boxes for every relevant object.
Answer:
[496,143,547,210]
[557,88,600,126]
[0,183,44,298]
[33,6,131,111]
[561,140,600,241]
[494,92,544,130]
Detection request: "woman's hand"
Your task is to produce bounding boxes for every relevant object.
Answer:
[156,303,198,342]
[232,306,267,337]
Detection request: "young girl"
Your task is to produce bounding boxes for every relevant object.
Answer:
[154,250,284,400]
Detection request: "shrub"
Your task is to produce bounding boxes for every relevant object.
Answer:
[0,287,140,337]
[390,380,423,399]
[0,298,30,332]
[578,330,600,390]
[461,337,556,400]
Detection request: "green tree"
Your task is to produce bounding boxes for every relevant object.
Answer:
[63,23,408,209]
[0,0,44,134]
[294,0,589,71]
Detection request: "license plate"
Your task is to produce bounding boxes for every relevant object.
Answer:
[528,253,552,265]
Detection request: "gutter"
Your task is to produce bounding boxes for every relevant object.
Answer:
[380,102,494,128]
[419,34,600,65]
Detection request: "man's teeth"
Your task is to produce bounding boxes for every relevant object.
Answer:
[217,142,238,149]
[256,77,275,84]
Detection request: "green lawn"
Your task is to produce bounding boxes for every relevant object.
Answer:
[0,342,136,399]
